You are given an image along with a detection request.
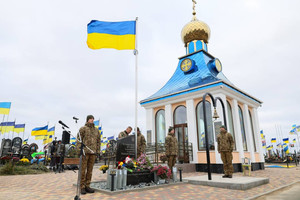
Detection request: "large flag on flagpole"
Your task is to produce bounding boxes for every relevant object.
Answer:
[0,122,15,133]
[87,20,136,50]
[47,126,55,135]
[14,124,25,133]
[31,125,48,136]
[0,102,11,115]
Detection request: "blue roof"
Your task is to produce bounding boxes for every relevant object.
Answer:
[141,50,233,103]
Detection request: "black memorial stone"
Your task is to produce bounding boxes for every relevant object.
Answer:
[12,137,22,157]
[29,143,38,159]
[1,139,12,157]
[116,135,135,162]
[21,144,30,158]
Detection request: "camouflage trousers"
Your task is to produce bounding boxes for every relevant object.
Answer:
[80,154,96,189]
[220,151,234,175]
[167,155,176,170]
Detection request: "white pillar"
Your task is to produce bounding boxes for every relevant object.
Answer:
[243,104,256,162]
[214,94,228,164]
[146,108,155,143]
[165,104,172,137]
[252,107,265,162]
[232,99,244,162]
[186,99,198,163]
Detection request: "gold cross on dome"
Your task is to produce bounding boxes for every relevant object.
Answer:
[192,0,197,16]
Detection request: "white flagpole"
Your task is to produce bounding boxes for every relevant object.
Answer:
[134,17,138,159]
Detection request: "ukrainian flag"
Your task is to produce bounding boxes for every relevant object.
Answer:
[87,20,136,50]
[31,125,48,136]
[0,122,15,133]
[289,128,296,135]
[23,138,28,144]
[271,138,276,143]
[267,145,273,150]
[43,135,53,144]
[283,145,289,154]
[47,126,55,135]
[14,124,25,133]
[70,137,76,145]
[296,125,300,132]
[283,138,289,144]
[0,102,11,115]
[94,120,99,129]
[293,138,296,143]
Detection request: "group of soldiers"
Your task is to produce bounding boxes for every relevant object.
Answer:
[76,114,235,195]
[49,139,65,172]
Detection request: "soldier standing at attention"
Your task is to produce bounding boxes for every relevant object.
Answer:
[77,115,101,194]
[217,125,235,178]
[118,126,132,139]
[165,126,178,170]
[136,127,146,158]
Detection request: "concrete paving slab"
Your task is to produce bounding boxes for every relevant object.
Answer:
[183,175,269,190]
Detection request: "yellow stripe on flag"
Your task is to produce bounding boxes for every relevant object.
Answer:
[87,33,135,50]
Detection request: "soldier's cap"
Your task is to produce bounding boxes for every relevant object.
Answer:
[168,126,174,133]
[220,125,227,130]
[86,115,94,122]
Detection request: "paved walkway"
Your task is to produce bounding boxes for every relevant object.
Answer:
[0,165,299,200]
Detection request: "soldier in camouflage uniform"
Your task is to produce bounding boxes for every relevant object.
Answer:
[136,127,146,158]
[165,126,178,170]
[118,126,132,139]
[217,125,235,178]
[77,115,101,194]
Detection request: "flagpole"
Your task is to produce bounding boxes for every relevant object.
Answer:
[134,17,138,159]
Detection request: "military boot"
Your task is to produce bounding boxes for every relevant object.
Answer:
[85,187,95,193]
[222,175,228,178]
[81,188,87,195]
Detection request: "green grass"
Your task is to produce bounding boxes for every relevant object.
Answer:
[0,162,49,175]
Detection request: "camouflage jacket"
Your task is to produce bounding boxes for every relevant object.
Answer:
[217,132,234,152]
[118,131,129,139]
[137,133,146,154]
[165,133,178,156]
[77,122,101,154]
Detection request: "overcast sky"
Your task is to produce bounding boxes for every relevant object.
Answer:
[1,0,299,149]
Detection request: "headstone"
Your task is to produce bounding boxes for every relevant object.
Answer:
[0,138,5,157]
[12,137,23,157]
[29,143,38,159]
[21,144,30,158]
[1,139,12,156]
[116,135,135,162]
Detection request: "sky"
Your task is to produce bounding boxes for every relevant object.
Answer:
[0,0,299,150]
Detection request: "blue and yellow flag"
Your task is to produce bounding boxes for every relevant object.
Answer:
[293,138,296,143]
[277,143,282,148]
[47,126,55,135]
[35,135,47,140]
[43,135,53,144]
[283,145,289,154]
[296,125,300,132]
[289,128,296,135]
[0,102,11,115]
[70,137,76,145]
[271,138,276,143]
[87,20,136,50]
[23,138,28,144]
[260,130,264,139]
[267,145,273,150]
[94,120,100,129]
[31,125,48,136]
[0,122,15,133]
[283,138,289,144]
[14,124,25,133]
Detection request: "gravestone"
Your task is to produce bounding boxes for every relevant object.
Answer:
[1,139,12,156]
[29,143,38,159]
[0,138,5,157]
[12,137,22,157]
[116,135,135,162]
[21,144,30,158]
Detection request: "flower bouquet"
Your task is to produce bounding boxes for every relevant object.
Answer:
[151,165,172,180]
[99,165,109,173]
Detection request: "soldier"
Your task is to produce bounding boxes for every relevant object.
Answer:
[77,115,101,195]
[165,126,178,170]
[118,126,132,139]
[136,127,146,158]
[217,125,235,178]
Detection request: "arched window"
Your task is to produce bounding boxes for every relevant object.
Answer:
[196,101,215,150]
[155,109,166,143]
[226,101,236,150]
[238,106,247,151]
[249,110,257,152]
[174,106,187,125]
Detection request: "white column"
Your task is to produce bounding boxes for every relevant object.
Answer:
[186,99,198,163]
[165,104,172,137]
[213,94,228,163]
[243,104,256,162]
[232,99,244,162]
[146,108,155,143]
[252,107,265,162]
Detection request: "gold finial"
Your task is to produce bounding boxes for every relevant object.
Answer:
[192,0,197,18]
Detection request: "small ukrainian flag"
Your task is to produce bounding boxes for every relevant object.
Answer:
[31,125,48,136]
[0,102,11,115]
[283,138,289,144]
[87,20,136,50]
[271,138,276,143]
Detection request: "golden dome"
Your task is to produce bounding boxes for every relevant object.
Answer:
[181,17,211,46]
